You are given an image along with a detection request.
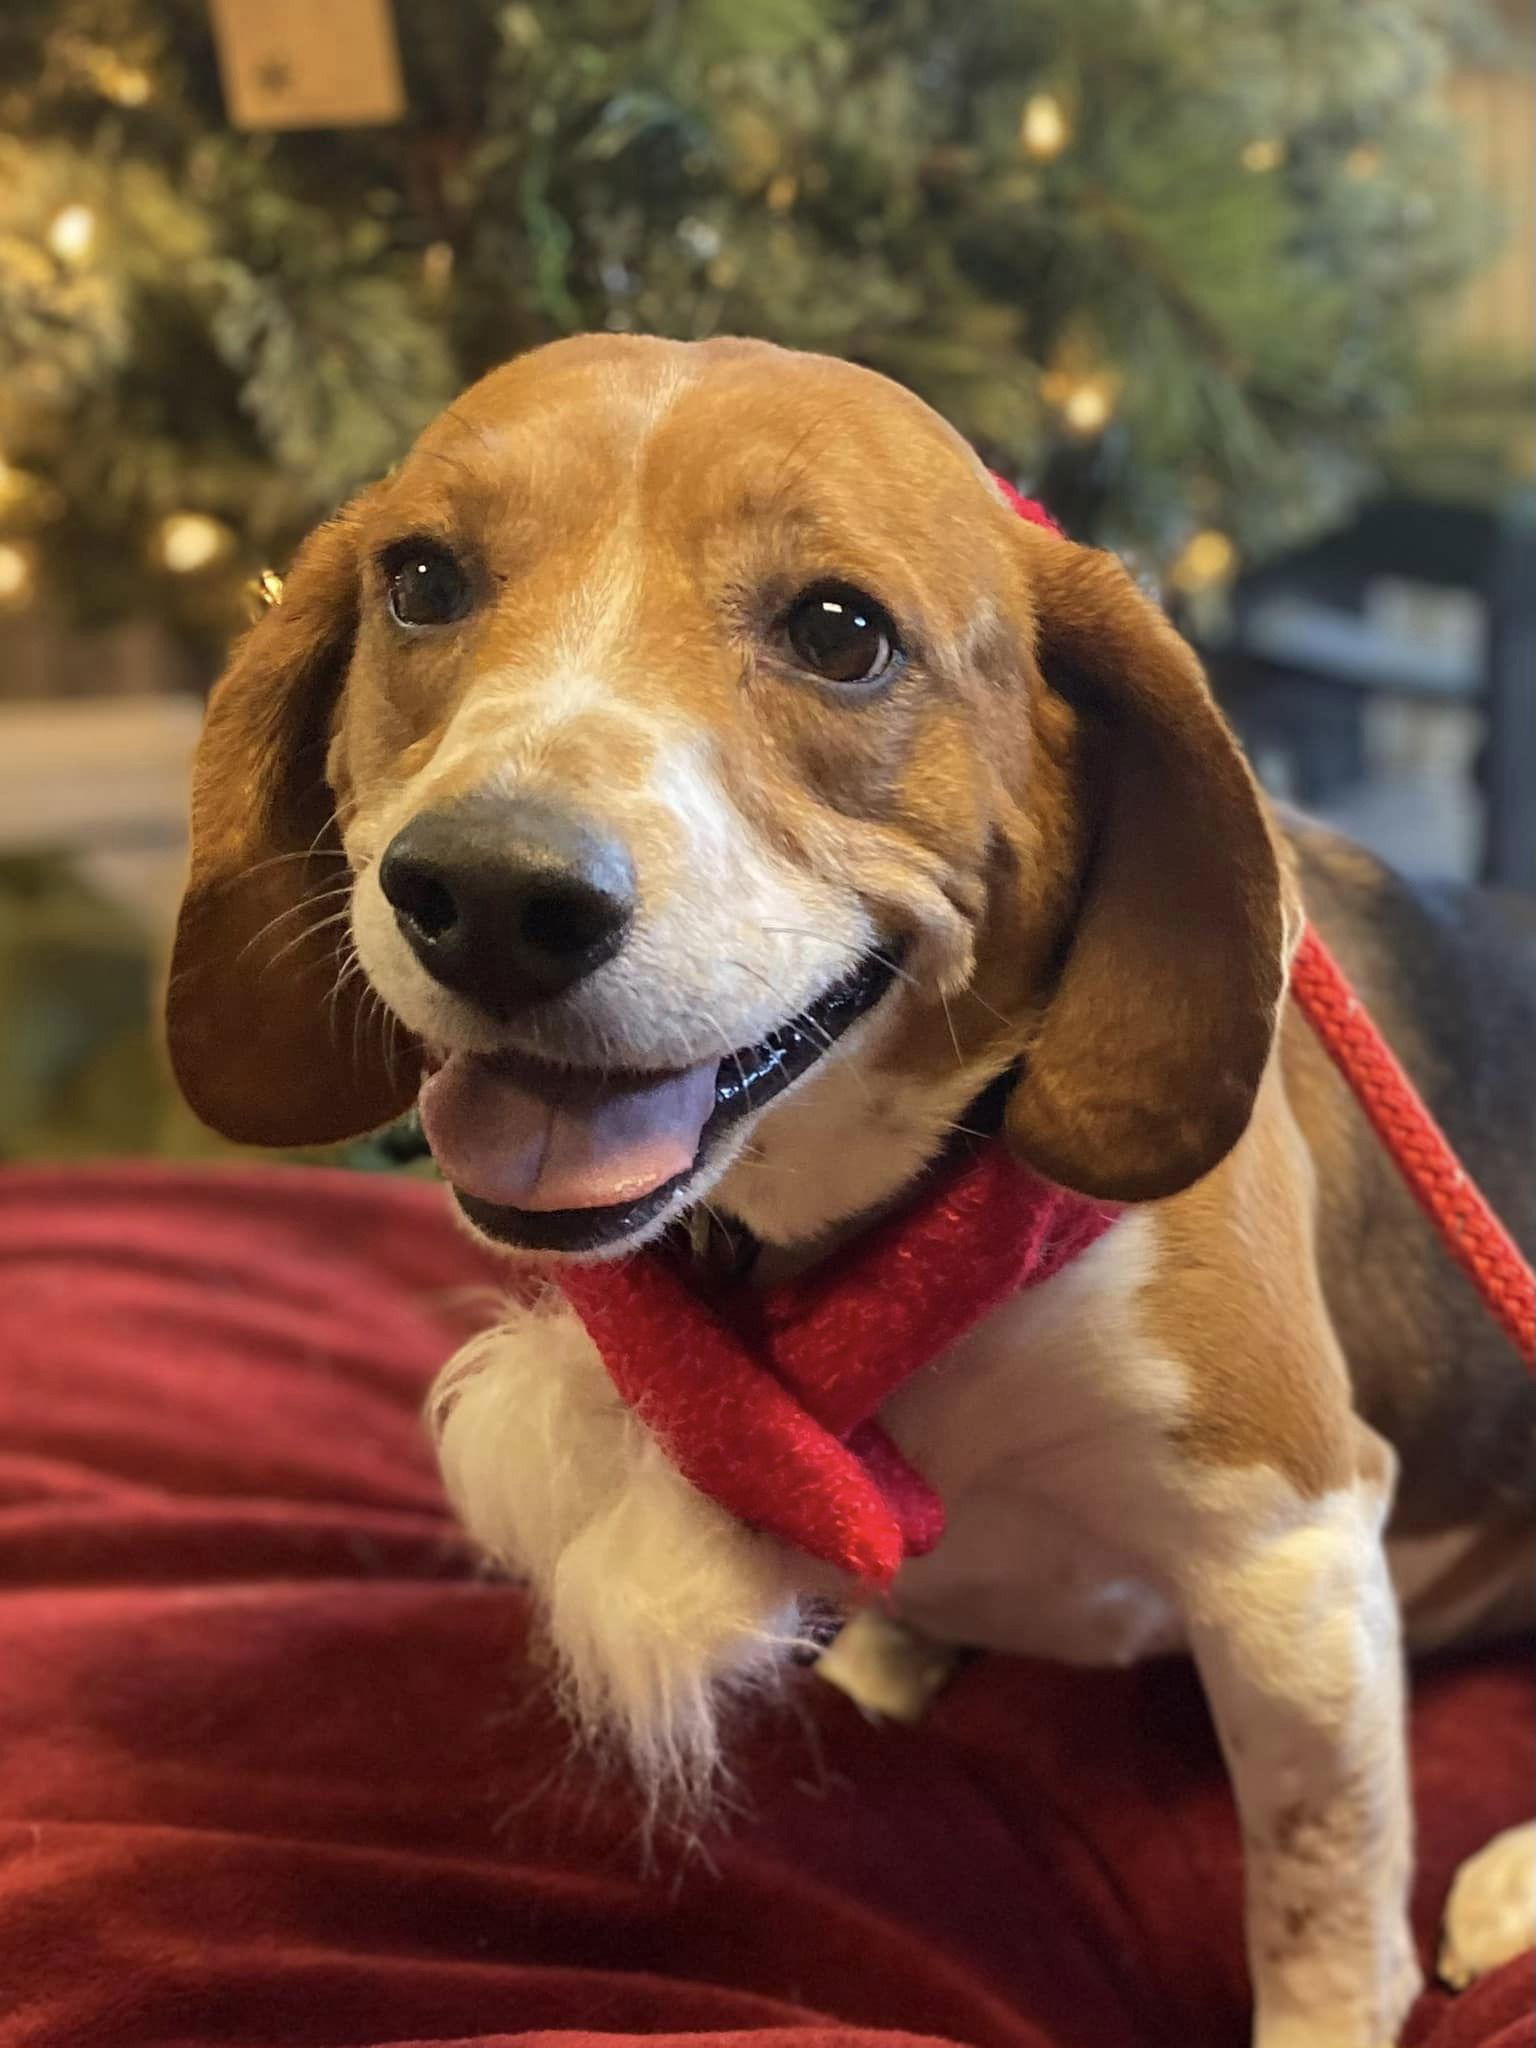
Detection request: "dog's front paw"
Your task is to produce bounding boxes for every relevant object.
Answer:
[1439,1821,1536,1990]
[814,1607,960,1724]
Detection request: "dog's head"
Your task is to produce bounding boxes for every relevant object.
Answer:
[168,334,1289,1253]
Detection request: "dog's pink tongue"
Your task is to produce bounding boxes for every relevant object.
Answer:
[419,1052,718,1212]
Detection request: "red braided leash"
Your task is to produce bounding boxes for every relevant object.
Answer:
[1290,923,1536,1366]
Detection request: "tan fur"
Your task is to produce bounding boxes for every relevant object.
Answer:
[1144,1060,1360,1501]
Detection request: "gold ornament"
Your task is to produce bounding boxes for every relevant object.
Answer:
[1169,529,1239,594]
[154,512,234,575]
[242,568,285,620]
[1019,93,1071,162]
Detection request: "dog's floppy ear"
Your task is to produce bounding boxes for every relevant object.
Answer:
[167,504,418,1147]
[1005,528,1289,1202]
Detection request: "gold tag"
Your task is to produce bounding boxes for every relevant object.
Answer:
[244,568,285,620]
[209,0,405,131]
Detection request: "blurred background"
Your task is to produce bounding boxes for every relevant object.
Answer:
[0,0,1530,1167]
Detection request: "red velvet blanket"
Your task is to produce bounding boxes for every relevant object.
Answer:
[0,1165,1529,2048]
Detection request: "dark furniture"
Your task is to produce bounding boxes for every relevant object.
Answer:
[1194,490,1536,894]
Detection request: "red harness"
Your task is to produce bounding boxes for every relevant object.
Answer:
[560,1144,1116,1586]
[552,487,1536,1587]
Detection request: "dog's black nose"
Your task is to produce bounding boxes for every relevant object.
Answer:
[379,794,636,1013]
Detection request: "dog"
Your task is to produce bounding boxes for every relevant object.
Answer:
[166,334,1536,2048]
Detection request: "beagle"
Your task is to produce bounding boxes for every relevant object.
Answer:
[167,334,1536,2048]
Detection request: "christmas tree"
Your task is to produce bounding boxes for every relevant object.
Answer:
[0,0,1501,654]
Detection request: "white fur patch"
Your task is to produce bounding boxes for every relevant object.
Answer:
[881,1214,1189,1664]
[427,1290,806,1814]
[577,730,873,1072]
[719,1009,991,1250]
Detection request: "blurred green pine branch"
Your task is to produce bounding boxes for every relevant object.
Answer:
[0,0,1507,650]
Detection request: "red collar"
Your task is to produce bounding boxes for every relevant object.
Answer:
[558,1146,1119,1585]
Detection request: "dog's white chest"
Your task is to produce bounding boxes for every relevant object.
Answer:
[889,1485,1184,1665]
[876,1217,1187,1667]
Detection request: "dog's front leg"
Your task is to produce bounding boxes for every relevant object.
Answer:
[1179,1463,1420,2048]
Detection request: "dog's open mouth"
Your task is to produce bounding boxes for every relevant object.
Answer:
[419,949,899,1253]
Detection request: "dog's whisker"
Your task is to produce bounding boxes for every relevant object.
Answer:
[382,1003,409,1090]
[235,884,354,966]
[938,989,965,1074]
[950,983,1017,1034]
[325,944,366,1046]
[237,805,351,889]
[784,993,879,1109]
[351,967,378,1078]
[754,926,921,995]
[694,992,755,1104]
[868,947,920,990]
[237,844,349,883]
[370,986,401,1087]
[255,903,355,978]
[732,1146,802,1177]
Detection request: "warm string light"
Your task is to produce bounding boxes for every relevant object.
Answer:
[1062,383,1113,433]
[1169,528,1239,595]
[0,474,245,612]
[0,458,28,517]
[1242,134,1378,180]
[46,203,97,265]
[1040,366,1119,436]
[54,34,154,105]
[0,457,63,526]
[1240,137,1285,174]
[154,512,234,574]
[421,240,455,295]
[1019,92,1071,162]
[0,541,37,612]
[97,59,152,106]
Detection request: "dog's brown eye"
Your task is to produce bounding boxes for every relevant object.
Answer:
[785,583,901,687]
[385,542,471,628]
